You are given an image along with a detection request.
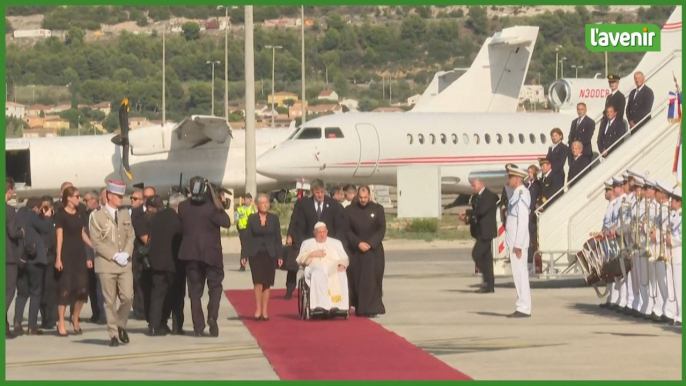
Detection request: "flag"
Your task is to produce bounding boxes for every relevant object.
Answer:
[668,90,682,123]
[676,141,682,186]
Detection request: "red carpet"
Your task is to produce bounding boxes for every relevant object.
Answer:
[225,289,472,380]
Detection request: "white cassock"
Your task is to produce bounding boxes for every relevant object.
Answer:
[296,237,350,311]
[505,186,531,315]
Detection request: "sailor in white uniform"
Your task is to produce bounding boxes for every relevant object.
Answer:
[627,171,647,317]
[504,165,531,318]
[640,178,659,318]
[620,171,636,313]
[654,181,676,324]
[600,178,617,308]
[608,176,625,309]
[667,187,682,326]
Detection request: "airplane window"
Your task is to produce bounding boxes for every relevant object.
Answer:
[496,134,502,144]
[485,134,491,144]
[463,134,469,145]
[540,134,547,144]
[440,134,446,144]
[508,134,514,144]
[296,127,321,140]
[325,127,344,138]
[518,134,525,144]
[418,134,425,144]
[530,134,536,144]
[430,134,436,144]
[474,134,480,144]
[451,133,458,144]
[407,134,413,144]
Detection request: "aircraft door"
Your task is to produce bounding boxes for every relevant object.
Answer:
[353,124,380,177]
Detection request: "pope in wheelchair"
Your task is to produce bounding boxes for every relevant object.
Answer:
[296,222,350,320]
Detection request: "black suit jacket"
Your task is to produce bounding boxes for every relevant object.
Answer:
[526,179,541,211]
[568,155,592,186]
[540,172,564,206]
[177,197,231,269]
[568,116,595,159]
[597,118,626,154]
[547,143,568,181]
[148,208,183,272]
[626,85,654,129]
[16,207,53,265]
[5,203,23,265]
[241,212,283,260]
[291,196,344,248]
[602,90,626,124]
[468,188,497,241]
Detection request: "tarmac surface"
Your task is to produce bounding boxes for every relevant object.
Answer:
[5,239,682,380]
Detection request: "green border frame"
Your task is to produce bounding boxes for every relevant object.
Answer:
[1,0,684,383]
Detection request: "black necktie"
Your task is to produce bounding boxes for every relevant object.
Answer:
[316,202,322,219]
[114,210,118,225]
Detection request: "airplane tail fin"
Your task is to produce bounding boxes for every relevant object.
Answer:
[410,26,539,114]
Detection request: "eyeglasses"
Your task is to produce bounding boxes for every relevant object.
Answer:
[73,195,81,199]
[130,196,142,201]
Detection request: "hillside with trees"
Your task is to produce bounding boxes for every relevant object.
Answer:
[6,5,675,130]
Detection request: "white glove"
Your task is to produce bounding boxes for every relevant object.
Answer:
[113,252,129,266]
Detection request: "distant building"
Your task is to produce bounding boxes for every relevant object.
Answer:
[91,102,112,116]
[406,94,422,106]
[317,89,339,102]
[267,92,299,107]
[5,102,25,117]
[26,104,53,117]
[519,85,546,105]
[288,101,309,118]
[42,116,70,130]
[49,104,71,114]
[307,104,341,116]
[23,127,58,138]
[24,116,44,128]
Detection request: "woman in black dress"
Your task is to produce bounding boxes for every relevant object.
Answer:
[240,194,283,321]
[526,165,542,266]
[55,187,93,336]
[345,185,386,317]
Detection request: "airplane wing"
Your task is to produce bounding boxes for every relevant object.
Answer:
[174,115,232,148]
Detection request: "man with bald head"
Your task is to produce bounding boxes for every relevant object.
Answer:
[626,71,654,133]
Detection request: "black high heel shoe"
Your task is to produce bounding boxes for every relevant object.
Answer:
[70,316,82,335]
[260,316,269,321]
[57,324,68,337]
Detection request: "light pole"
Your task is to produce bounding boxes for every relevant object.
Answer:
[300,6,306,124]
[560,57,567,79]
[265,45,282,129]
[162,21,166,125]
[554,45,562,79]
[595,22,614,76]
[77,114,81,136]
[206,60,221,115]
[571,64,583,78]
[244,5,257,198]
[218,5,230,122]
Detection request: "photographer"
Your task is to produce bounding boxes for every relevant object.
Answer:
[459,177,498,293]
[178,177,231,337]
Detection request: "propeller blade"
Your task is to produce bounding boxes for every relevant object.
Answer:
[118,98,133,181]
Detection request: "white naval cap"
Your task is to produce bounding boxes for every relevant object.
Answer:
[671,187,682,199]
[644,178,657,189]
[633,176,645,187]
[627,169,645,180]
[657,180,673,193]
[622,171,630,180]
[612,176,624,186]
[604,178,614,190]
[313,221,327,231]
[106,180,126,196]
[506,164,528,178]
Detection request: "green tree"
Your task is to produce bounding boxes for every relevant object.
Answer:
[400,14,427,42]
[182,22,200,41]
[466,6,487,35]
[6,18,13,34]
[333,74,348,97]
[102,112,119,132]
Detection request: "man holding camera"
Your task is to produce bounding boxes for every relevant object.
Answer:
[178,177,231,337]
[460,177,498,293]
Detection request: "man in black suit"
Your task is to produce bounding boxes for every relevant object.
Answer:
[5,178,23,339]
[546,128,568,183]
[568,141,592,187]
[526,165,541,265]
[178,177,231,337]
[568,102,595,160]
[538,158,564,209]
[460,178,498,293]
[626,71,655,134]
[597,105,627,156]
[601,74,626,130]
[285,179,344,299]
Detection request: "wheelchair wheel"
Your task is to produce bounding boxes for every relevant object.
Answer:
[297,277,311,320]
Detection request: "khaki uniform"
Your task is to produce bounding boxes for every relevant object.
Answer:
[89,207,135,339]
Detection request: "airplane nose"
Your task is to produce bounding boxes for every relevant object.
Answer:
[256,150,282,179]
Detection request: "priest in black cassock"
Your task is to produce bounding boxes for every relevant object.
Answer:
[344,186,386,317]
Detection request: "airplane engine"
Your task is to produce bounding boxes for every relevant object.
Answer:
[548,78,611,113]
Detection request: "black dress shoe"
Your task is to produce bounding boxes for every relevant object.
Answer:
[475,287,494,293]
[284,289,294,300]
[312,307,326,316]
[239,265,246,272]
[27,327,43,336]
[148,328,169,336]
[507,311,531,318]
[109,337,119,347]
[13,325,25,336]
[118,328,130,344]
[651,314,662,323]
[171,328,186,336]
[675,321,682,327]
[6,329,16,340]
[632,310,642,318]
[599,303,608,308]
[194,331,206,337]
[208,318,219,337]
[88,316,99,323]
[661,315,673,324]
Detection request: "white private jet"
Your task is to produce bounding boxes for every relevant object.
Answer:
[6,114,294,200]
[256,7,682,194]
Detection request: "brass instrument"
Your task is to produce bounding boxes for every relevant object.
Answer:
[641,198,653,258]
[602,198,633,279]
[632,197,641,250]
[618,198,632,259]
[657,202,667,262]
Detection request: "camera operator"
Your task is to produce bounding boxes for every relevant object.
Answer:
[178,177,231,337]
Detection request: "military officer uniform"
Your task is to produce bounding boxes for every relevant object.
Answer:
[609,176,626,308]
[640,178,660,318]
[89,181,136,347]
[601,74,626,126]
[668,188,682,326]
[627,172,646,316]
[538,158,563,208]
[504,165,531,317]
[619,172,636,313]
[654,181,676,323]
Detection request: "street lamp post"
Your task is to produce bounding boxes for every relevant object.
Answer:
[595,22,615,76]
[206,60,221,115]
[265,45,283,129]
[571,64,583,78]
[560,57,567,79]
[554,46,562,79]
[300,6,306,124]
[218,5,230,122]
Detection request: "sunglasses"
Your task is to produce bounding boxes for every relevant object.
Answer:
[72,194,81,199]
[130,196,142,201]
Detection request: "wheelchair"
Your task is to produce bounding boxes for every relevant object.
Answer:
[297,271,349,321]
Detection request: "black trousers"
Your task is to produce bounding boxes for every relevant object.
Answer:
[133,253,152,321]
[472,239,494,289]
[186,261,224,333]
[87,266,104,320]
[238,229,246,266]
[528,215,538,264]
[14,263,45,328]
[6,263,18,330]
[149,269,186,330]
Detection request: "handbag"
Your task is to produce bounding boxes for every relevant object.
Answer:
[279,245,300,272]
